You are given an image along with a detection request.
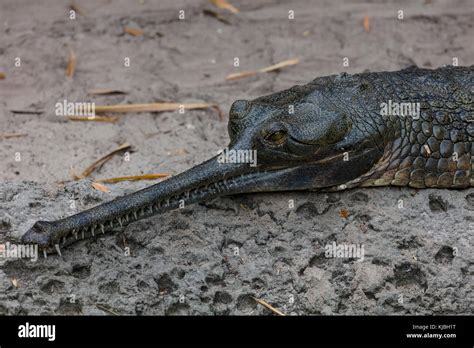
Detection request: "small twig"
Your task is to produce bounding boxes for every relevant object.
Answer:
[91,182,110,193]
[87,88,127,96]
[124,26,144,36]
[95,304,119,316]
[94,102,216,114]
[209,0,239,14]
[73,143,132,180]
[10,110,44,115]
[252,297,286,316]
[96,173,172,184]
[363,15,370,33]
[226,58,299,81]
[0,133,28,139]
[258,58,300,73]
[66,49,76,78]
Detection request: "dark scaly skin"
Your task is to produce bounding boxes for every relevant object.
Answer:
[22,65,473,255]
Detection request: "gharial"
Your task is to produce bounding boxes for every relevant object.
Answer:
[21,65,473,256]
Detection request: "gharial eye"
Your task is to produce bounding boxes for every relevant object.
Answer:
[265,130,287,144]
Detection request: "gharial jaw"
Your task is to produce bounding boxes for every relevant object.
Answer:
[21,141,382,255]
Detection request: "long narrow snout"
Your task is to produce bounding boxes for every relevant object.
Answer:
[21,142,259,253]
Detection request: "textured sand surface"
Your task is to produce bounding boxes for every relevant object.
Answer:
[0,0,473,315]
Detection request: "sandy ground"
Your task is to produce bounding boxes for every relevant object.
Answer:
[0,0,473,315]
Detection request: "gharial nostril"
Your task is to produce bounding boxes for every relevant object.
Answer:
[31,221,53,233]
[230,99,250,119]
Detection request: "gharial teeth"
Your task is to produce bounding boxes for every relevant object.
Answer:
[55,244,62,257]
[100,224,105,234]
[133,211,138,220]
[91,227,95,237]
[82,230,85,239]
[43,249,48,259]
[118,218,123,227]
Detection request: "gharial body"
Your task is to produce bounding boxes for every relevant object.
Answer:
[21,65,474,255]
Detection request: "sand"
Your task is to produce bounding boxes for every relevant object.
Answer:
[0,0,472,315]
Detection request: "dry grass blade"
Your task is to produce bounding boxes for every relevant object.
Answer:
[258,58,300,73]
[225,70,258,81]
[94,102,215,114]
[95,304,118,316]
[124,26,144,36]
[73,143,131,180]
[66,49,76,78]
[10,110,44,115]
[96,173,172,183]
[68,115,118,123]
[91,182,110,193]
[0,72,5,80]
[252,297,286,316]
[226,58,300,81]
[87,88,127,96]
[363,15,370,33]
[0,133,28,139]
[209,0,239,14]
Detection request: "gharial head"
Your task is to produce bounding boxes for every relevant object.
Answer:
[226,85,353,166]
[222,81,386,182]
[21,81,385,251]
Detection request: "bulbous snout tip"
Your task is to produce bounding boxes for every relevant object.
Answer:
[21,220,54,247]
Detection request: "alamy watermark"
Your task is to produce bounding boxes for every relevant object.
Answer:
[217,147,258,167]
[325,242,365,262]
[18,322,55,341]
[0,242,38,262]
[55,99,96,118]
[380,100,420,119]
